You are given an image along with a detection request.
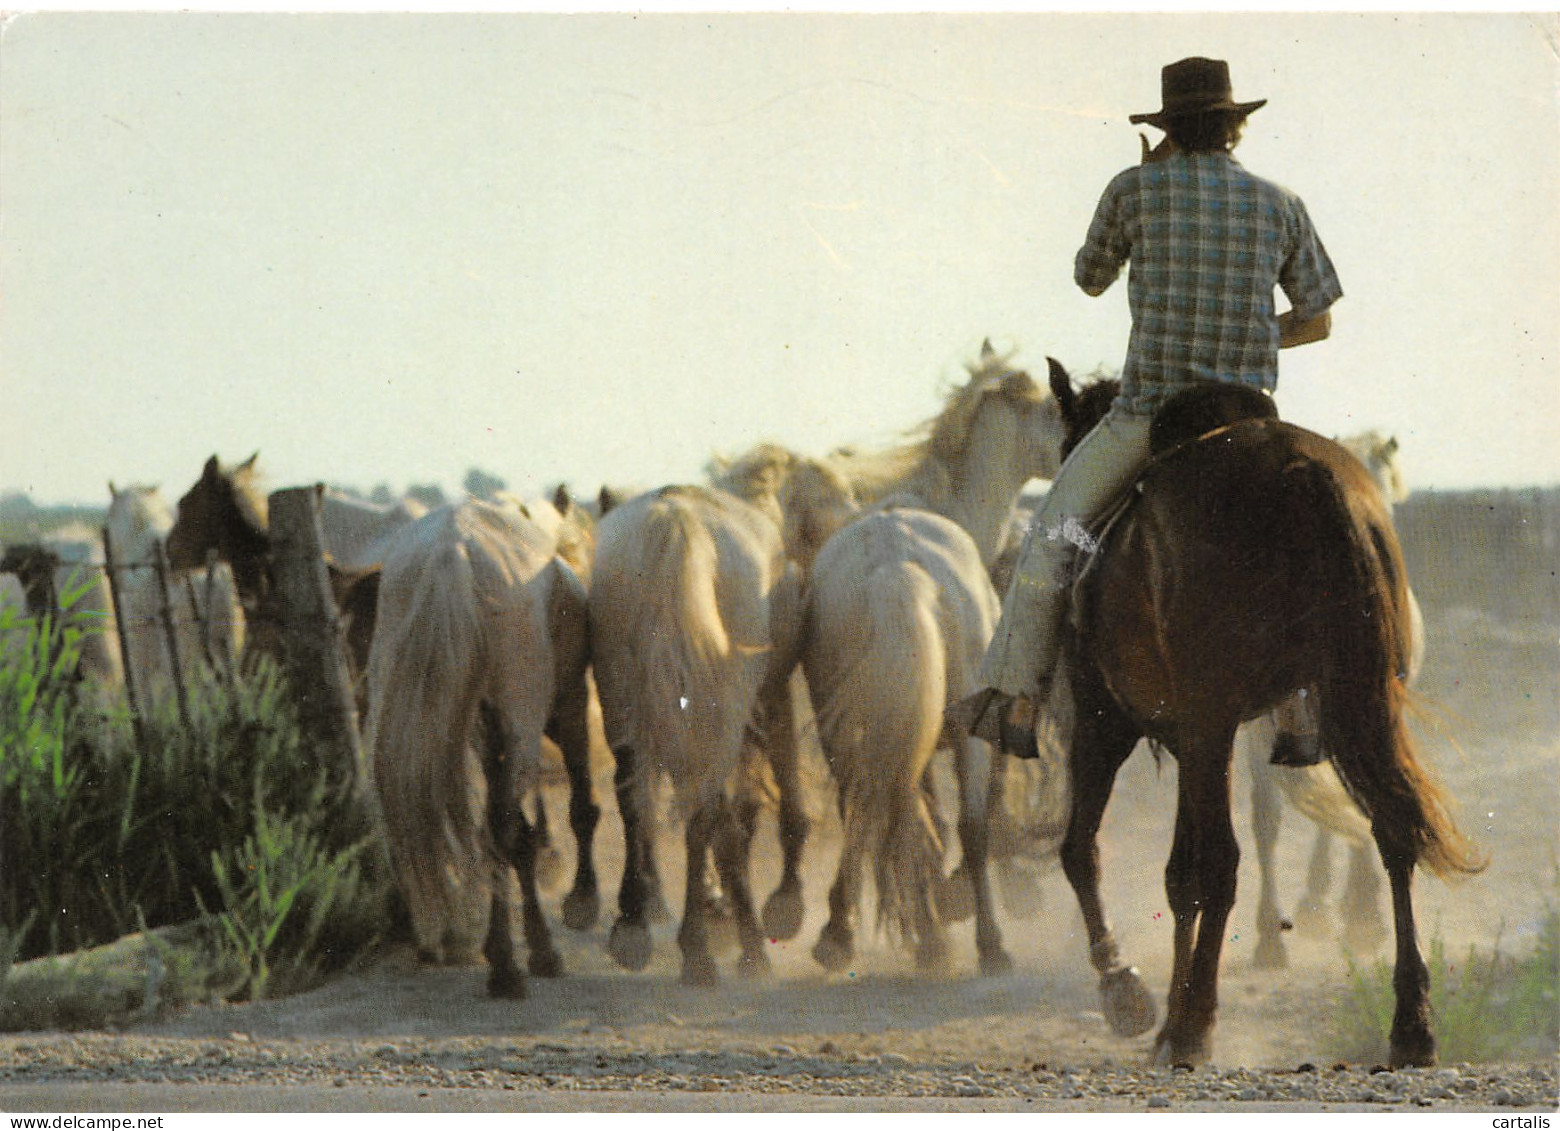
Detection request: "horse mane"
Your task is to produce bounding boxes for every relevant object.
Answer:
[827,343,1049,509]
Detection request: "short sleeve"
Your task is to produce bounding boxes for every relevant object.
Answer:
[1278,196,1343,322]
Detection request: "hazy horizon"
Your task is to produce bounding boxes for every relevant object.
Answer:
[4,12,1558,508]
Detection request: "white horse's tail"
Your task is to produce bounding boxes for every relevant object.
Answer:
[603,493,752,819]
[815,559,946,946]
[364,533,489,959]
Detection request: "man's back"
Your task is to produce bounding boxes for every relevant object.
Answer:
[1076,151,1341,412]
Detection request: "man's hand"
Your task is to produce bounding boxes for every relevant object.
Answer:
[1279,309,1332,348]
[1139,132,1175,164]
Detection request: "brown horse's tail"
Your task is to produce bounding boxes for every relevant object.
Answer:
[1302,460,1484,880]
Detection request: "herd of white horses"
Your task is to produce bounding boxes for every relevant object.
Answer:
[2,342,1421,1013]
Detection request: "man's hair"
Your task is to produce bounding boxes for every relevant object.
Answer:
[1164,110,1247,154]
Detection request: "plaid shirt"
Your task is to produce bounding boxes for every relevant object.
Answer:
[1075,151,1343,415]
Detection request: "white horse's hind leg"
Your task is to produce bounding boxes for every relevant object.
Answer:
[1248,724,1292,968]
[1340,842,1388,953]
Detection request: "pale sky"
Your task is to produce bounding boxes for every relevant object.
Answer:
[3,11,1557,505]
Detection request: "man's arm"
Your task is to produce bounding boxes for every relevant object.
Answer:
[1278,308,1331,349]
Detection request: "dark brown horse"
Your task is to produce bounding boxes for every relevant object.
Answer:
[1043,361,1481,1067]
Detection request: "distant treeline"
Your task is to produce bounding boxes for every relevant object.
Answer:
[4,484,1557,625]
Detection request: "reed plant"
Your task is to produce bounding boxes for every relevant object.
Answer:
[1333,909,1560,1064]
[1,584,388,1019]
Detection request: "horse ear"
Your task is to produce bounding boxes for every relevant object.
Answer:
[203,455,222,481]
[1046,357,1076,413]
[108,480,118,498]
[980,338,996,361]
[553,483,572,514]
[1384,436,1399,457]
[598,486,620,516]
[240,452,260,472]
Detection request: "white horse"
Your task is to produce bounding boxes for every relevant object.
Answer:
[105,483,243,715]
[1244,429,1420,965]
[363,498,592,997]
[803,508,1012,973]
[590,448,856,985]
[789,344,1066,972]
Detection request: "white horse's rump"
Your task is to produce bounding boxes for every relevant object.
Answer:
[591,482,806,984]
[364,500,589,991]
[803,508,1011,972]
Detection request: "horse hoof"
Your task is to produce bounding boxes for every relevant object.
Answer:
[1390,1028,1437,1068]
[915,934,951,973]
[936,866,976,924]
[1150,1037,1201,1070]
[762,885,805,941]
[486,965,528,1000]
[738,949,773,980]
[812,926,854,972]
[607,918,653,972]
[1100,966,1157,1038]
[561,885,600,932]
[680,953,719,988]
[528,948,564,979]
[979,946,1015,977]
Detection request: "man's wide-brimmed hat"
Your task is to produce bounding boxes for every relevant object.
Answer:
[1129,57,1267,128]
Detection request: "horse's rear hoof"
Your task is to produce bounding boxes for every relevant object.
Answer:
[979,946,1014,977]
[680,953,719,987]
[812,924,854,972]
[528,947,564,979]
[915,932,952,973]
[936,866,976,924]
[487,964,528,1000]
[762,884,805,941]
[1100,966,1157,1037]
[1390,1029,1437,1068]
[737,949,772,980]
[561,884,600,932]
[607,917,653,972]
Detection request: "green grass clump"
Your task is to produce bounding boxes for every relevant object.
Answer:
[1,583,389,1024]
[1334,911,1560,1064]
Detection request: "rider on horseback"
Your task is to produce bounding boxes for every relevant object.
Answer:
[951,56,1344,753]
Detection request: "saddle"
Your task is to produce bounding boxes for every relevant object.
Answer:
[1071,381,1279,593]
[1065,383,1322,767]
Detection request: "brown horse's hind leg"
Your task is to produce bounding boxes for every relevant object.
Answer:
[1377,843,1436,1067]
[1156,737,1239,1067]
[1059,695,1156,1038]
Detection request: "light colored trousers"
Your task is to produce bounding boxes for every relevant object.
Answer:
[979,406,1155,697]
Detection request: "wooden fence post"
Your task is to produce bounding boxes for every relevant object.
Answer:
[151,540,192,731]
[266,486,367,800]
